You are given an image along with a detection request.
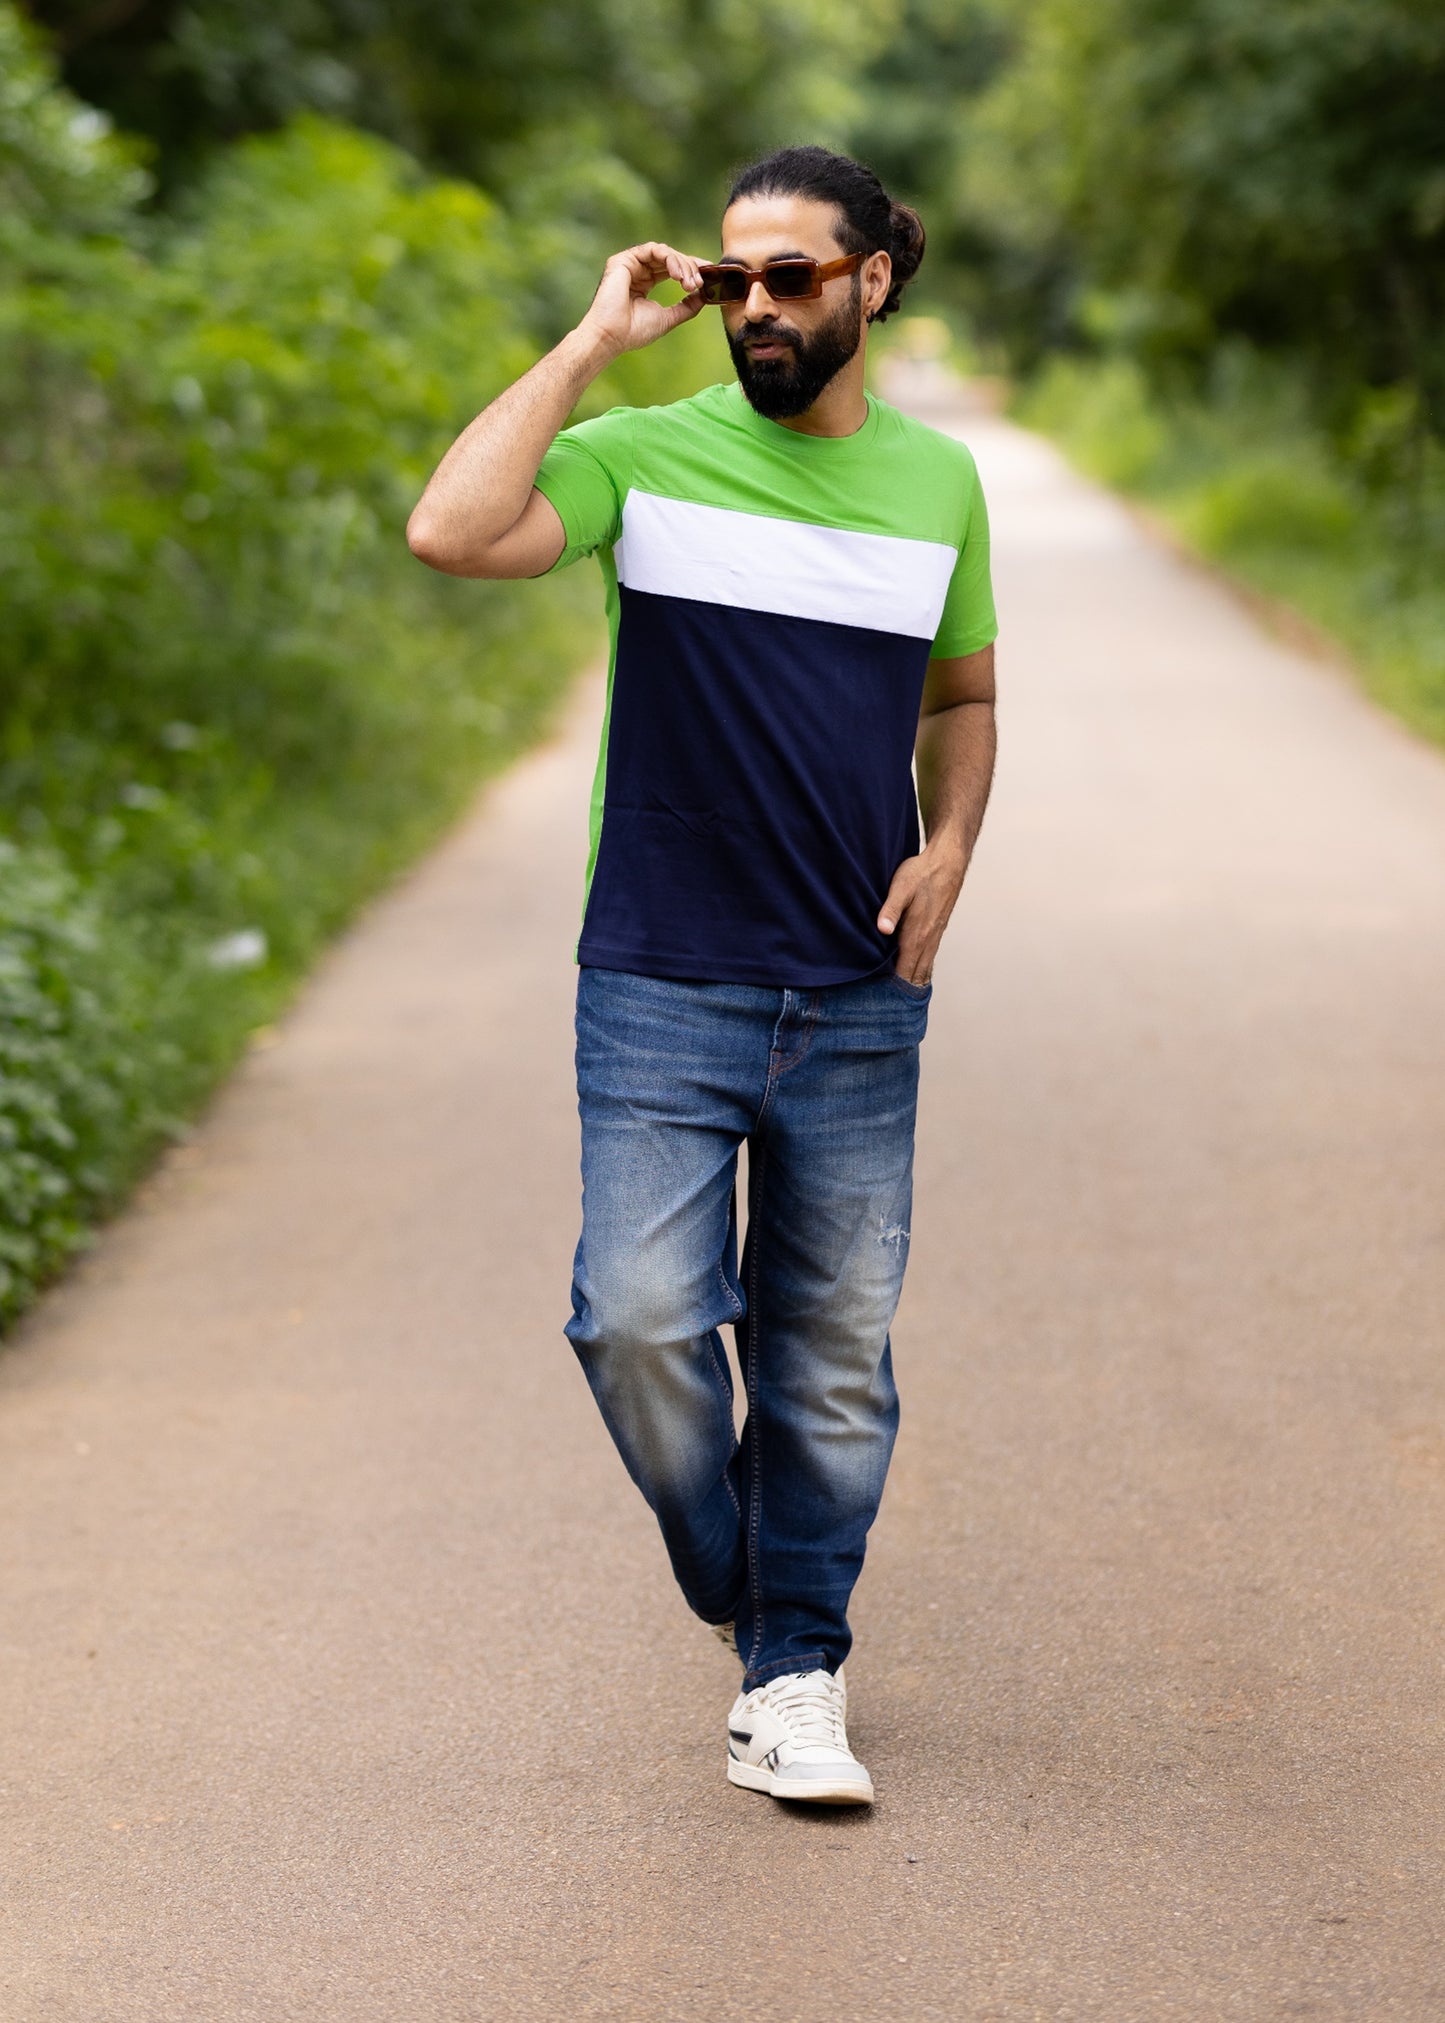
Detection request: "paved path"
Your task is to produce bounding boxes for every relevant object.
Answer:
[4,365,1444,2021]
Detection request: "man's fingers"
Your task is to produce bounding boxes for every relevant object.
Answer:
[610,242,705,294]
[640,240,701,280]
[661,294,705,331]
[877,865,922,934]
[665,249,705,293]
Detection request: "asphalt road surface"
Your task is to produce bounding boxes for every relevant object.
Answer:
[3,363,1443,2021]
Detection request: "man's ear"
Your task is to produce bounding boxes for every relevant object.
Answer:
[863,249,891,323]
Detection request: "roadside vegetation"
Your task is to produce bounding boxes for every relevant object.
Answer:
[1014,354,1445,748]
[0,2,782,1323]
[852,0,1445,744]
[0,64,598,1321]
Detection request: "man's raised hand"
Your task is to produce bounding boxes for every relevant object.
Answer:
[405,242,705,579]
[577,242,706,360]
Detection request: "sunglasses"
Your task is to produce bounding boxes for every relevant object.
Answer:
[694,251,865,305]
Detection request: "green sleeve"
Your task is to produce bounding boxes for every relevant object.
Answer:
[533,404,637,573]
[931,462,998,657]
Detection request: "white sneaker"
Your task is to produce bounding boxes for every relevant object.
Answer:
[725,1667,874,1805]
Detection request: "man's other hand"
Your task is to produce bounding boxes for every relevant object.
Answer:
[876,836,968,989]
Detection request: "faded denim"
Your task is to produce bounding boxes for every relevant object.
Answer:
[564,963,930,1691]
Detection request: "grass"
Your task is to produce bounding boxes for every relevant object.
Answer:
[1011,352,1445,750]
[0,567,600,1329]
[0,112,735,1334]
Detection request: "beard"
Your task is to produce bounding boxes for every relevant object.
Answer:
[727,277,863,420]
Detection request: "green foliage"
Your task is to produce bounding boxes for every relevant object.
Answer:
[27,0,901,231]
[2,109,567,832]
[0,840,150,1322]
[0,1,150,237]
[0,34,610,1323]
[947,0,1445,418]
[847,0,1013,320]
[921,0,1445,752]
[1180,461,1358,557]
[0,3,750,1326]
[1015,351,1445,748]
[1011,356,1167,489]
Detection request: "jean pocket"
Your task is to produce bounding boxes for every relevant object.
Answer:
[887,969,933,1002]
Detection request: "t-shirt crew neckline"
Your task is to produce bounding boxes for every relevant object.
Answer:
[726,380,883,454]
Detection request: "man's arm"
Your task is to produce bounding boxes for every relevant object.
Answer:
[405,241,706,580]
[876,643,997,986]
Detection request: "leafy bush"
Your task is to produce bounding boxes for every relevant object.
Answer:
[0,2,151,239]
[1014,355,1166,489]
[942,0,1445,423]
[1178,459,1358,557]
[0,842,142,1322]
[0,25,730,1325]
[0,0,766,1326]
[1016,348,1445,748]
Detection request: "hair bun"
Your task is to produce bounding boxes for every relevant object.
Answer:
[876,200,925,321]
[888,201,926,287]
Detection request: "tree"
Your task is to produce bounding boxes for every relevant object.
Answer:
[23,0,899,231]
[948,0,1445,431]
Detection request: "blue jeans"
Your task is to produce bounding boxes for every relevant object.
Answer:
[564,963,931,1691]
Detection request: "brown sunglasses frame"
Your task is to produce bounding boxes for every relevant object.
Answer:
[694,250,866,305]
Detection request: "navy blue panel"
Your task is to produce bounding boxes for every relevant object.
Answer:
[578,587,931,986]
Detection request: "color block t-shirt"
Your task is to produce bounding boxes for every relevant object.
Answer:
[534,379,997,987]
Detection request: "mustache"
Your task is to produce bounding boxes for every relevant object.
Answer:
[741,320,798,346]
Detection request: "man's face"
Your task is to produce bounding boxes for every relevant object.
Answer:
[717,194,870,420]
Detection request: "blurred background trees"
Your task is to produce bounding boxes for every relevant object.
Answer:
[948,0,1445,443]
[2,0,1442,1322]
[944,0,1445,753]
[24,0,893,249]
[22,0,1445,445]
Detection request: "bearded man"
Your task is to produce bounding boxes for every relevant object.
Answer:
[407,145,998,1807]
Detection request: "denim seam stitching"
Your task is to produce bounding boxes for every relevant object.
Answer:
[755,1024,784,1133]
[714,1258,744,1322]
[747,1650,830,1688]
[771,989,822,1074]
[711,1191,745,1526]
[742,1135,770,1676]
[702,1323,744,1525]
[755,994,819,1132]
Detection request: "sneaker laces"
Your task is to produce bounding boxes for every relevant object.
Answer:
[758,1670,849,1753]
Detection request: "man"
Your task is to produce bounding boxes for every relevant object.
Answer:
[407,145,997,1807]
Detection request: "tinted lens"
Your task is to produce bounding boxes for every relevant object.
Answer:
[699,267,747,305]
[763,261,818,299]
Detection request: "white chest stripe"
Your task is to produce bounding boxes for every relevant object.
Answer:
[615,490,957,641]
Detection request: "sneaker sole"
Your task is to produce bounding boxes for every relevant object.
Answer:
[727,1756,874,1805]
